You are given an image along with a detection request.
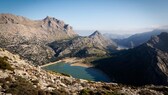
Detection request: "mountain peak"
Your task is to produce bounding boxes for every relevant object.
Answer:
[44,16,56,21]
[89,30,102,37]
[158,32,168,38]
[93,30,101,35]
[147,32,168,51]
[44,16,51,19]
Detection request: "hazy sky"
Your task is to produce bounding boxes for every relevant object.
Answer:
[0,0,168,35]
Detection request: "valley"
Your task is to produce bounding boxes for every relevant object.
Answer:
[0,13,168,95]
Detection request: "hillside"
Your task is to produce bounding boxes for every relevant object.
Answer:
[0,14,77,65]
[93,32,168,85]
[0,48,167,95]
[49,31,117,58]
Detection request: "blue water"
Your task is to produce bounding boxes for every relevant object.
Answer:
[43,62,111,82]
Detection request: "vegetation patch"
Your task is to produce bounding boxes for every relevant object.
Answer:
[79,89,123,95]
[84,56,110,64]
[79,89,94,95]
[0,56,14,71]
[5,76,38,95]
[48,70,71,77]
[138,89,157,95]
[0,75,69,95]
[60,72,71,77]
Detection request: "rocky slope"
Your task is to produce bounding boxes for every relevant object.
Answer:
[93,32,168,85]
[0,14,77,42]
[49,31,117,58]
[0,48,167,95]
[0,14,77,65]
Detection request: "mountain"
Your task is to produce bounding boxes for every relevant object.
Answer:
[115,29,168,48]
[0,48,166,95]
[0,14,77,42]
[92,32,168,85]
[49,31,117,58]
[0,14,77,65]
[103,33,131,39]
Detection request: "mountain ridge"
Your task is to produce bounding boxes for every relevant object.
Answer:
[0,14,77,65]
[115,29,168,48]
[93,32,168,85]
[0,13,77,42]
[49,31,117,58]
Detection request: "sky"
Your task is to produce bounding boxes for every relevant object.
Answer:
[0,0,168,35]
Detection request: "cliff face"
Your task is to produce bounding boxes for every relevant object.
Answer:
[147,32,168,80]
[93,32,168,85]
[0,14,77,65]
[49,31,117,58]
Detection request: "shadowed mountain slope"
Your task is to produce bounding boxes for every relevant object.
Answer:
[93,32,168,85]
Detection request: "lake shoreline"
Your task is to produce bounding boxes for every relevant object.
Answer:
[40,57,93,68]
[42,59,111,82]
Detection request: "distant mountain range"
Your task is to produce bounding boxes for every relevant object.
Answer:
[103,33,131,39]
[114,29,168,48]
[93,32,168,85]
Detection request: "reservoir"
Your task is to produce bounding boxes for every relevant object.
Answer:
[42,62,111,82]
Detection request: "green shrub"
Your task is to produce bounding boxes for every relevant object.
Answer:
[102,85,111,90]
[60,72,71,77]
[31,79,39,85]
[2,83,9,89]
[38,90,46,95]
[5,76,13,82]
[138,90,156,95]
[47,84,55,88]
[0,78,6,84]
[95,90,124,95]
[0,56,14,71]
[5,76,38,95]
[3,56,9,61]
[79,89,94,95]
[50,88,68,95]
[0,76,47,95]
[79,89,123,95]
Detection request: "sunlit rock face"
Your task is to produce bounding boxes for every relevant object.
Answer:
[49,30,117,58]
[0,14,77,65]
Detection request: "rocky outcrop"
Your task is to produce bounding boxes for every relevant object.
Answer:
[49,31,117,58]
[0,14,77,65]
[93,32,168,85]
[0,48,166,95]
